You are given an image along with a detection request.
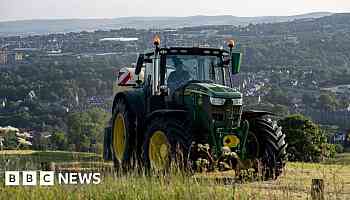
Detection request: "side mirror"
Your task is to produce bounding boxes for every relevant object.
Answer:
[231,52,241,74]
[135,54,144,75]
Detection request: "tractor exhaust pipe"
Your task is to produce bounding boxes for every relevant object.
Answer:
[152,35,161,95]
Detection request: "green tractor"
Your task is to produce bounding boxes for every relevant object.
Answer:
[104,37,287,179]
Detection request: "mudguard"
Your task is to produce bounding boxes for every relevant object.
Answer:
[145,109,188,125]
[241,110,274,120]
[112,89,145,117]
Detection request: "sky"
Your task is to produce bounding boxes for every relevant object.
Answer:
[1,0,350,21]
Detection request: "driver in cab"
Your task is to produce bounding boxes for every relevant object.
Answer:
[167,57,191,92]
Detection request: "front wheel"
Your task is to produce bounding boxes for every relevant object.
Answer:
[142,117,192,174]
[246,118,287,179]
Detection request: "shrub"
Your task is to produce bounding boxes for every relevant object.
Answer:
[335,143,344,153]
[321,143,336,159]
[279,114,332,162]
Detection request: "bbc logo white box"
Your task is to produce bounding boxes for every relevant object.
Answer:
[39,171,54,186]
[5,171,20,186]
[22,171,37,186]
[4,171,101,186]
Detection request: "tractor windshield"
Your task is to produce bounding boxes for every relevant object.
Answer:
[165,55,231,91]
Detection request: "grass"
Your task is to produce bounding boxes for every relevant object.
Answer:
[0,150,103,172]
[325,153,350,165]
[1,151,350,200]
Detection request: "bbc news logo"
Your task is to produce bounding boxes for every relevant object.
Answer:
[5,171,101,186]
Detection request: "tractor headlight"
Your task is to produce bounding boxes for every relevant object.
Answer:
[210,97,226,106]
[231,98,243,105]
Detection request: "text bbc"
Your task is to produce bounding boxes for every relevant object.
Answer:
[5,171,101,186]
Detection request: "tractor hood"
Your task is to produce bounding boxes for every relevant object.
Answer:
[185,82,242,99]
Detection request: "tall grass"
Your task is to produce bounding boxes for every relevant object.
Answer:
[1,151,350,200]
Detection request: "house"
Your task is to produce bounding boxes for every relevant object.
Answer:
[0,46,8,64]
[332,132,347,144]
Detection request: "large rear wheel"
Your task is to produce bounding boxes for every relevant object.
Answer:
[142,117,191,174]
[246,118,287,179]
[111,98,136,169]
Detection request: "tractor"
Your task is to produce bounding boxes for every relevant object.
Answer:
[103,36,287,179]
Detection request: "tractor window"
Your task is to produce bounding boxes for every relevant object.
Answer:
[144,61,153,86]
[165,55,229,90]
[223,67,232,87]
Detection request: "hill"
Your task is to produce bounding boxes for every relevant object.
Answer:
[0,12,332,36]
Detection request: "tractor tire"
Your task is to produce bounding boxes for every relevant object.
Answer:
[142,117,192,174]
[111,97,136,170]
[246,118,287,180]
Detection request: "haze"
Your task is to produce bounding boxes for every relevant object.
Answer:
[1,0,350,21]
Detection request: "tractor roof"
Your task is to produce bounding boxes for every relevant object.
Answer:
[143,47,230,57]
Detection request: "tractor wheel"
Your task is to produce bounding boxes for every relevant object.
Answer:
[111,98,136,170]
[246,118,287,179]
[142,117,192,174]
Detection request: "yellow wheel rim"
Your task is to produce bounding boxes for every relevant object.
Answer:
[113,113,126,161]
[223,135,240,148]
[149,130,170,171]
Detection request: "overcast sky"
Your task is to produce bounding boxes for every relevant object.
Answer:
[1,0,350,21]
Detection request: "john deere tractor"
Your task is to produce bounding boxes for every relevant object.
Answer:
[104,37,287,179]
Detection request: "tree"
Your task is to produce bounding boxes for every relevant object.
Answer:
[302,93,316,105]
[339,99,350,110]
[86,108,110,142]
[272,104,290,116]
[265,87,290,106]
[279,114,333,162]
[50,131,68,150]
[67,112,91,152]
[32,134,49,151]
[66,108,110,152]
[318,93,339,111]
[3,132,18,149]
[80,135,91,152]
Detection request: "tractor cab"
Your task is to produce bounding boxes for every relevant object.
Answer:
[135,39,242,97]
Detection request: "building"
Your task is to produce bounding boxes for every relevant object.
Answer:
[332,132,347,144]
[0,47,32,65]
[15,52,24,61]
[6,53,16,64]
[0,48,8,65]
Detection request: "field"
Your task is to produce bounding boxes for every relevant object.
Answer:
[1,151,350,200]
